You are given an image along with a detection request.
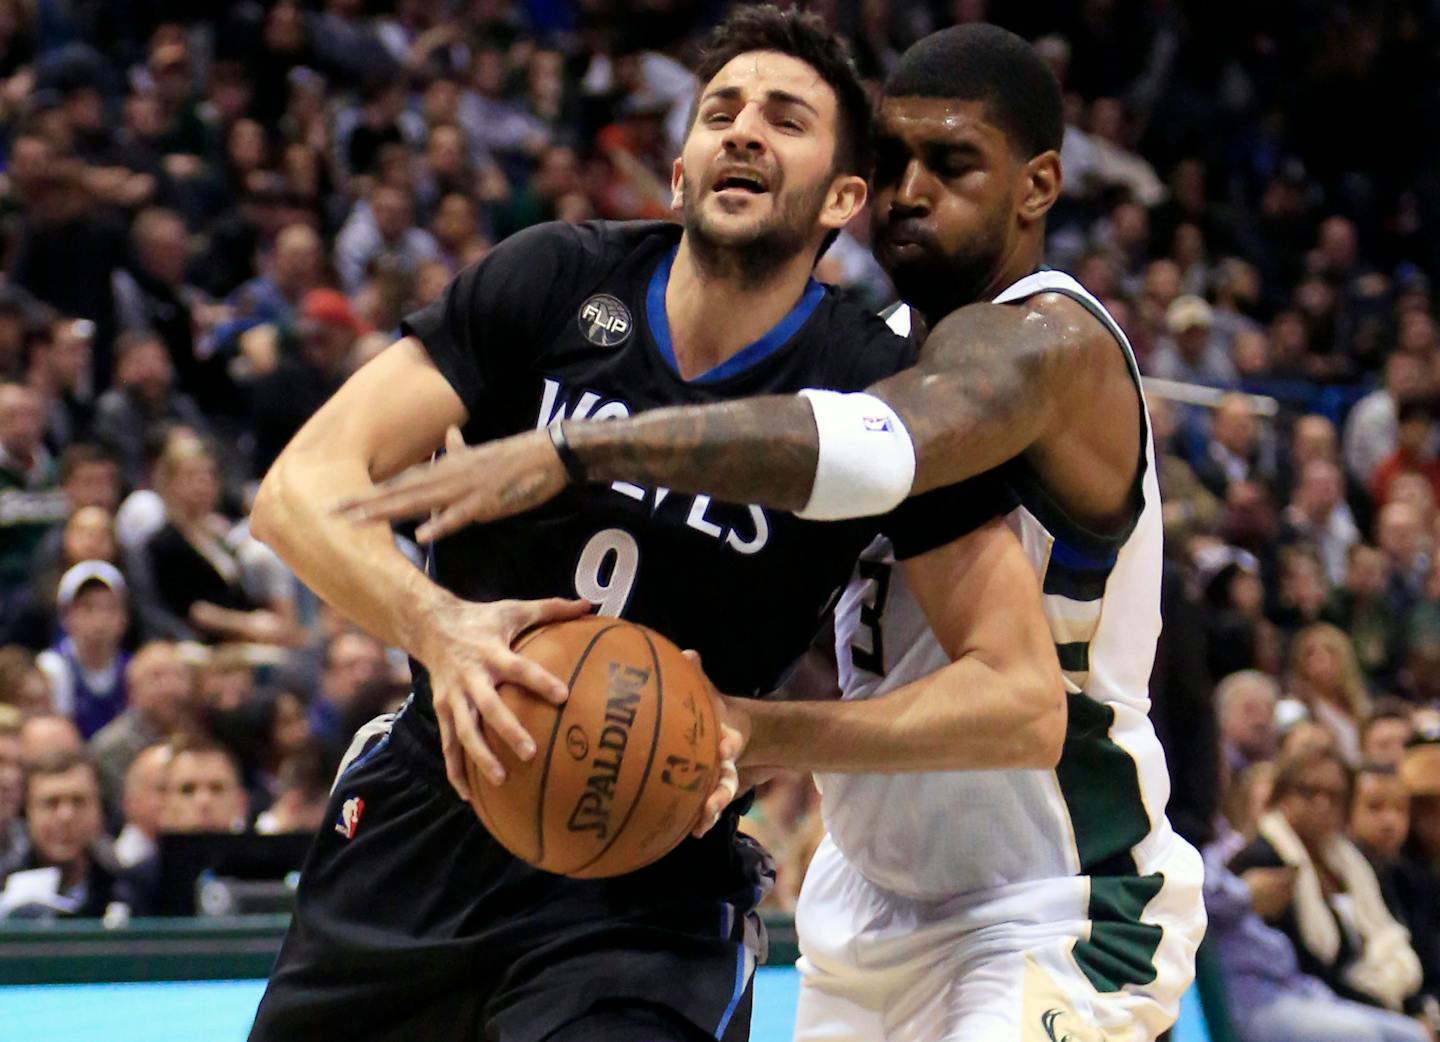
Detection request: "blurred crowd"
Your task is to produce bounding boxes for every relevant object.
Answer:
[0,0,1438,1037]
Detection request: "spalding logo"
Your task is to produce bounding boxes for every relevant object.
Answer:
[566,663,649,839]
[578,294,632,347]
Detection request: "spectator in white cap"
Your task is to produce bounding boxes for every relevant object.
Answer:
[1148,294,1240,386]
[35,561,130,740]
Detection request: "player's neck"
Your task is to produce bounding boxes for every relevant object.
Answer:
[910,240,1044,331]
[665,238,818,381]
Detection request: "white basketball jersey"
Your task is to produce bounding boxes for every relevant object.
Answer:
[824,271,1183,901]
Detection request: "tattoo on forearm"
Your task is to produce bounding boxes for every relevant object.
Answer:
[560,298,1082,511]
[499,468,555,514]
[569,396,819,511]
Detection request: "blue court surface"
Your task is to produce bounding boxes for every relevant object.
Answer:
[0,970,1210,1042]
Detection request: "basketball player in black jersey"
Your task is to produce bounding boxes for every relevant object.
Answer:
[243,10,975,1042]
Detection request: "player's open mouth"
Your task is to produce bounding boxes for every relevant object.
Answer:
[711,172,769,195]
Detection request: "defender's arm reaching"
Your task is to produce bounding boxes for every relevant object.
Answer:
[338,294,1096,540]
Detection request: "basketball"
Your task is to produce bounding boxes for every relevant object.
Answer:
[465,616,721,879]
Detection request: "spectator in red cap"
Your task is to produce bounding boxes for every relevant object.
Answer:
[250,288,368,473]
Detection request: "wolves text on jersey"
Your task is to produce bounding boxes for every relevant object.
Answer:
[536,378,771,555]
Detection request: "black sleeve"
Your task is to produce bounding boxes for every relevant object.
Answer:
[399,221,592,416]
[819,295,916,390]
[885,469,1020,560]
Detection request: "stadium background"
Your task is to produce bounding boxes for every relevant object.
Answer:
[0,1,1438,1041]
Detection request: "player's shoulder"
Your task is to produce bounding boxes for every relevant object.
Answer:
[486,219,678,277]
[807,286,915,389]
[998,269,1121,347]
[449,220,677,322]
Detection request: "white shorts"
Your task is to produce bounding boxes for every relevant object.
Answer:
[793,835,1206,1042]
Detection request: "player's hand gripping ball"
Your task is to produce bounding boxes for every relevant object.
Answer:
[465,616,722,878]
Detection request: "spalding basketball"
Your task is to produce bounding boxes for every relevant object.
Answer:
[466,616,721,879]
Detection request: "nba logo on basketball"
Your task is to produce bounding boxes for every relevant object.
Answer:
[335,795,365,840]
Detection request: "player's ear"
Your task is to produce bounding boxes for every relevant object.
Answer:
[670,158,686,214]
[1019,150,1061,223]
[819,173,868,231]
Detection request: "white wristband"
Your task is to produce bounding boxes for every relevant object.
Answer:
[796,390,916,520]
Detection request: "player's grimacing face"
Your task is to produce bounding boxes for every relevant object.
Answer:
[871,97,1024,316]
[675,51,845,251]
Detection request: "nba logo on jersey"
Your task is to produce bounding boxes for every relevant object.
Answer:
[862,416,892,432]
[335,795,365,840]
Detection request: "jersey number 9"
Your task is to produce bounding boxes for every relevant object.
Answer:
[574,528,639,616]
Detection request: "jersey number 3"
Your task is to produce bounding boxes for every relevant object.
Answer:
[849,559,891,676]
[575,528,639,617]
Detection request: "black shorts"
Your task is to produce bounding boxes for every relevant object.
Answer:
[248,707,768,1042]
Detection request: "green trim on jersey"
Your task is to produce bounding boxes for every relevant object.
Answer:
[1056,694,1152,873]
[1072,874,1165,992]
[878,300,906,322]
[1057,693,1162,992]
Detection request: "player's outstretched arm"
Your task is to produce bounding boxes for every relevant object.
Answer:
[252,339,589,797]
[338,298,1082,539]
[720,519,1065,774]
[567,299,1076,501]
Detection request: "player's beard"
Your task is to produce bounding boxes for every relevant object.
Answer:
[682,170,831,290]
[882,208,1010,323]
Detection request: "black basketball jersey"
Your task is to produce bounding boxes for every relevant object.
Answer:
[398,220,915,750]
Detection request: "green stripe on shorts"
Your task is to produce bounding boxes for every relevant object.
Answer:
[1072,874,1165,993]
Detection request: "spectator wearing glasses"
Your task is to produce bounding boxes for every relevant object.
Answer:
[1230,747,1425,1014]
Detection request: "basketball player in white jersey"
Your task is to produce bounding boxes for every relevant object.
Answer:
[342,25,1207,1042]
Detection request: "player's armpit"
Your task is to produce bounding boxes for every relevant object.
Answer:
[868,295,1093,496]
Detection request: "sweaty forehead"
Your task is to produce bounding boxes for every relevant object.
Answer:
[878,96,1005,148]
[704,50,836,114]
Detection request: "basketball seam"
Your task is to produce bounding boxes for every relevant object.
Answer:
[569,626,665,875]
[534,622,622,869]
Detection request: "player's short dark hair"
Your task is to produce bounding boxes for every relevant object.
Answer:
[690,6,874,179]
[884,24,1063,159]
